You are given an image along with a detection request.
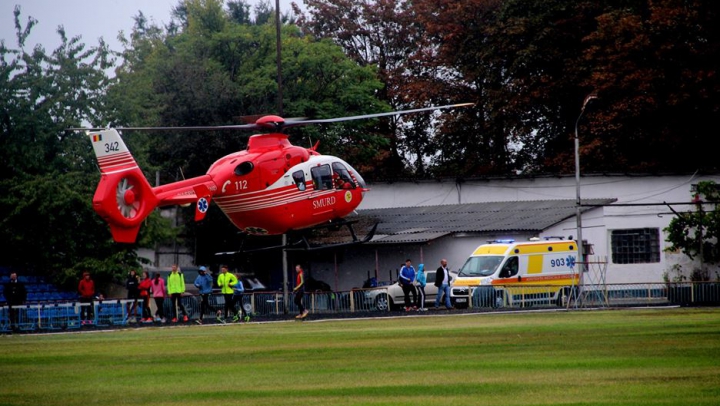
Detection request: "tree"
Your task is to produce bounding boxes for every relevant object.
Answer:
[297,0,458,177]
[0,6,170,290]
[664,181,720,281]
[578,0,720,173]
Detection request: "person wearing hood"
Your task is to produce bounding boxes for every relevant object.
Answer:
[415,264,427,311]
[193,266,217,325]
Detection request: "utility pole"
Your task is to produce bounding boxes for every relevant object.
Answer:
[574,93,596,289]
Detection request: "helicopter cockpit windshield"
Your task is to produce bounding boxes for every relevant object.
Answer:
[331,162,356,189]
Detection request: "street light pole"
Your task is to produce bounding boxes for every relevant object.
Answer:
[575,94,596,288]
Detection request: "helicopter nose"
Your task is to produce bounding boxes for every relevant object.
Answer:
[349,166,367,190]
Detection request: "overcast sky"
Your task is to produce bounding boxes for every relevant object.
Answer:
[1,0,301,53]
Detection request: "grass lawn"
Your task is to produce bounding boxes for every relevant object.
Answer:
[1,307,719,405]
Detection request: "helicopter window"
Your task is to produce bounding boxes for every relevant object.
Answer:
[331,162,355,189]
[292,170,306,191]
[234,161,254,176]
[311,165,333,190]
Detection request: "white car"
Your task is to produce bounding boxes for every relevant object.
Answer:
[364,270,455,311]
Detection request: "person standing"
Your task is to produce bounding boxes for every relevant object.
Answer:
[125,269,140,323]
[193,266,216,325]
[216,265,237,323]
[434,259,453,309]
[167,264,189,323]
[78,271,96,325]
[138,271,153,323]
[293,264,308,319]
[232,273,249,322]
[415,263,427,311]
[399,259,417,311]
[4,272,27,331]
[151,272,167,323]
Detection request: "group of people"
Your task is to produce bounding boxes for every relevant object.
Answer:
[398,258,454,311]
[123,265,192,324]
[122,264,250,325]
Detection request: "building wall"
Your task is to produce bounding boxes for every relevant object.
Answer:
[349,174,720,286]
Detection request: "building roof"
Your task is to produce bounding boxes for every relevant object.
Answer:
[356,198,616,244]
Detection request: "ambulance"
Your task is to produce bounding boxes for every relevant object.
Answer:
[450,239,579,308]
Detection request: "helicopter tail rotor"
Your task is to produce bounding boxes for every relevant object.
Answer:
[88,129,158,243]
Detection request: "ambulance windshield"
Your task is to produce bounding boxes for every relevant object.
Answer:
[458,256,503,277]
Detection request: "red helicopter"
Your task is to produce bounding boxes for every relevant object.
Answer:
[78,103,472,244]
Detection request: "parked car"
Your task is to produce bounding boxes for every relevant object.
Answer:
[364,270,456,311]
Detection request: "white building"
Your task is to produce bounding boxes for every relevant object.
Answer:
[304,174,718,290]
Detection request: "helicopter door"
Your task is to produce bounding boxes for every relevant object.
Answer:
[331,162,356,189]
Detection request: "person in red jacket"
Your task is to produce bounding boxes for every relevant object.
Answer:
[78,271,96,324]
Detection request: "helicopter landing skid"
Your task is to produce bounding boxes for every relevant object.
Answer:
[215,220,378,255]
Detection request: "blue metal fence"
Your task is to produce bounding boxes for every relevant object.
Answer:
[2,282,719,333]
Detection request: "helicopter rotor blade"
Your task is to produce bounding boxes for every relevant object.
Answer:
[66,103,474,132]
[66,124,262,132]
[281,102,475,128]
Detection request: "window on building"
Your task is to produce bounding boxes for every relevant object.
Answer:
[611,228,661,264]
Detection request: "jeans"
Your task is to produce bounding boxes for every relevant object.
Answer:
[435,284,451,308]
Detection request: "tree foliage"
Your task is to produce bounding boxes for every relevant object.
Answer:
[300,0,720,177]
[0,6,171,290]
[664,181,720,281]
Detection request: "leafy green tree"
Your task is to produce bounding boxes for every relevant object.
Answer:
[664,181,720,281]
[0,6,171,290]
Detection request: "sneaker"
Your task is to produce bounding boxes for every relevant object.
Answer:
[142,318,153,323]
[295,314,302,319]
[183,315,189,322]
[195,319,203,325]
[216,315,225,323]
[171,317,178,323]
[161,318,166,323]
[301,310,309,319]
[232,315,239,322]
[154,316,161,322]
[244,315,250,322]
[412,306,418,310]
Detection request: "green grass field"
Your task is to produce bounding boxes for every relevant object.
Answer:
[1,308,719,406]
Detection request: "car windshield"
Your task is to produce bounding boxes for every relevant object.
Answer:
[458,256,503,277]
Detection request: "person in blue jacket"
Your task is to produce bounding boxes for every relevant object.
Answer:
[399,259,417,311]
[193,266,216,325]
[415,264,427,311]
[231,274,250,322]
